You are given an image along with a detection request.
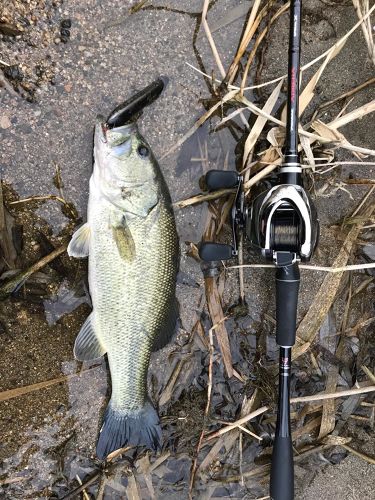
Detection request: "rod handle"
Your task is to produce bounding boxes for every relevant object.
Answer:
[270,435,294,500]
[276,263,300,347]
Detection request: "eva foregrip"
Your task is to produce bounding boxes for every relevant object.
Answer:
[205,170,239,191]
[270,436,294,500]
[275,265,300,347]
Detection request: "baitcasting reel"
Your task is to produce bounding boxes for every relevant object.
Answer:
[198,169,319,267]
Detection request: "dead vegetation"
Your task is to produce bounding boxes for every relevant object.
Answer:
[0,0,374,498]
[168,0,375,497]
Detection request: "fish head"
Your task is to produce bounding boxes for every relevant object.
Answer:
[93,119,159,216]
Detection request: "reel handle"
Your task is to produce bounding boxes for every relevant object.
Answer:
[205,170,239,191]
[198,242,234,261]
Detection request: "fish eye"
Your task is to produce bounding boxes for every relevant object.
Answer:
[137,145,149,158]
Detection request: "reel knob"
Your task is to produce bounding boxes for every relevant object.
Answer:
[205,170,239,191]
[198,242,234,261]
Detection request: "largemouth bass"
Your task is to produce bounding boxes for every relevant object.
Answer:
[68,82,179,460]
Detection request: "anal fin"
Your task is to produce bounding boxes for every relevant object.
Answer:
[74,313,106,361]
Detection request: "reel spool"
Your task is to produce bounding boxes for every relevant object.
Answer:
[270,206,301,253]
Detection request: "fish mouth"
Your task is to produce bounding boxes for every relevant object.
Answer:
[106,76,168,129]
[96,120,136,146]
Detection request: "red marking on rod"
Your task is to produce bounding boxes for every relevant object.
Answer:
[281,357,289,367]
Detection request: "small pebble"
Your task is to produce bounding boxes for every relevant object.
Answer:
[4,65,23,81]
[0,116,11,129]
[61,19,71,29]
[54,37,60,44]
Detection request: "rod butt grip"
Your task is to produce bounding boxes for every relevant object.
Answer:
[270,436,294,500]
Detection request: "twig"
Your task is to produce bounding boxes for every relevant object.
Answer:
[290,385,375,404]
[240,2,289,94]
[238,425,263,441]
[225,0,263,84]
[237,94,375,157]
[173,188,235,209]
[189,322,216,498]
[242,80,284,169]
[0,243,68,300]
[201,0,226,78]
[352,0,375,65]
[0,477,27,486]
[61,471,101,499]
[96,472,110,500]
[188,1,375,95]
[329,100,375,130]
[205,276,233,377]
[314,77,375,115]
[361,365,375,385]
[341,444,375,465]
[352,185,374,217]
[239,430,244,486]
[205,385,375,441]
[9,194,67,206]
[75,475,90,500]
[106,445,132,462]
[244,162,280,191]
[149,452,171,472]
[205,406,269,441]
[344,178,375,185]
[0,365,100,402]
[228,263,375,273]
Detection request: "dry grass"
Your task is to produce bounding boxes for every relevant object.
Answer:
[174,0,375,493]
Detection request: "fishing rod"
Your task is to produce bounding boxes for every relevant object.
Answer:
[197,1,319,499]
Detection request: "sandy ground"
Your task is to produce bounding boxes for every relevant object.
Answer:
[0,0,374,498]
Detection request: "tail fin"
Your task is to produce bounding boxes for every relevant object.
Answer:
[96,400,161,460]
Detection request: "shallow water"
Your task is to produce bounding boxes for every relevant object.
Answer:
[1,0,375,498]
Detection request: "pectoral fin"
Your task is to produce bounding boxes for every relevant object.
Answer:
[67,223,91,258]
[112,219,136,262]
[74,313,106,361]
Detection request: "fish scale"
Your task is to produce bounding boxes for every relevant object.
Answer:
[90,197,178,409]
